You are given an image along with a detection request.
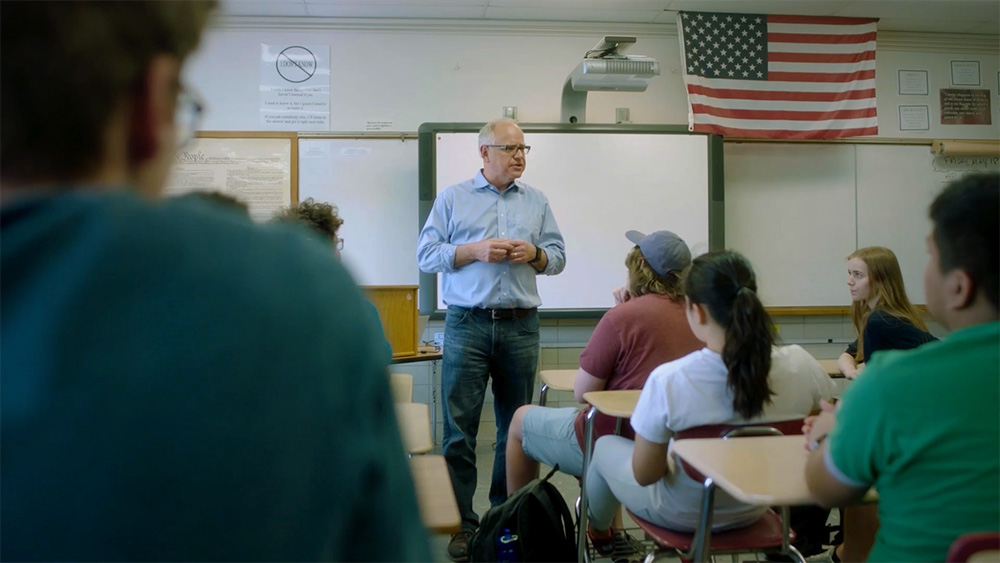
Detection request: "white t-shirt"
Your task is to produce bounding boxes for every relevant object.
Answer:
[628,344,834,530]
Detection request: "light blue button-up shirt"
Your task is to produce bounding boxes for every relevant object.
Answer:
[417,171,566,309]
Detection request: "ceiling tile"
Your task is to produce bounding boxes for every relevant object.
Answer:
[221,0,308,16]
[488,0,670,8]
[652,9,678,23]
[835,0,999,23]
[665,0,853,16]
[484,6,663,23]
[304,0,485,4]
[305,3,486,17]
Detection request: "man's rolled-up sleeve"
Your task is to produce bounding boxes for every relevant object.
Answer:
[416,196,458,274]
[537,201,566,276]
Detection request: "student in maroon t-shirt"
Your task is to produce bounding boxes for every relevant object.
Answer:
[505,230,702,499]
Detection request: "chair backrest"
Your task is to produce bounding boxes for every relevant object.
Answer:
[947,532,1000,563]
[389,372,414,403]
[674,418,805,441]
[673,419,806,482]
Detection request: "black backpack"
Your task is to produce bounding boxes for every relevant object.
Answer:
[467,465,576,562]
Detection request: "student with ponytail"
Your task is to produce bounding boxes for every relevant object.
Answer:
[838,246,937,378]
[584,251,834,544]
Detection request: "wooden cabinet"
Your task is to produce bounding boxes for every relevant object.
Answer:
[363,285,418,359]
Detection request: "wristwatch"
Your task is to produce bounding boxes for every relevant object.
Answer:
[528,247,544,264]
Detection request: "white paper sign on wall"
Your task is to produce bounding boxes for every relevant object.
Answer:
[260,44,330,131]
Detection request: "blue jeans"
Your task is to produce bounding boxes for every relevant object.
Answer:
[441,306,539,531]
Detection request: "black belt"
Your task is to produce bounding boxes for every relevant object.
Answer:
[469,307,536,320]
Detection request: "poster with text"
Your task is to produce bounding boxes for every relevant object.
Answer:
[260,44,330,131]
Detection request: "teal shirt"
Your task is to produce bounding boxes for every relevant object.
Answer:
[828,321,1000,562]
[0,191,429,561]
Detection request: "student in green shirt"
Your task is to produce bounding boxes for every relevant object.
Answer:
[805,173,999,562]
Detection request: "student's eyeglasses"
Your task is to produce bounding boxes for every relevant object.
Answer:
[485,144,531,155]
[174,86,204,149]
[335,238,345,251]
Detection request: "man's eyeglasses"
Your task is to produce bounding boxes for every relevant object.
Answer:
[335,238,345,251]
[485,144,531,155]
[175,85,204,149]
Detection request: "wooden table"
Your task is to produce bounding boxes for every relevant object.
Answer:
[409,454,461,534]
[538,369,576,406]
[395,402,433,455]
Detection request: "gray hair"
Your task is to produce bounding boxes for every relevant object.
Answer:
[478,118,519,147]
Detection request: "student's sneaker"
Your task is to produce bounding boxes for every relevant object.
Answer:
[587,527,616,556]
[611,531,645,563]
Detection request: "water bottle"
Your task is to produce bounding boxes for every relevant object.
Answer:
[496,527,520,562]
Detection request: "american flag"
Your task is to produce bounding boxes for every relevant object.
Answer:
[677,11,878,139]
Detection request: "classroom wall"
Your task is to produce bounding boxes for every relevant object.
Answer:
[186,18,996,442]
[188,18,999,138]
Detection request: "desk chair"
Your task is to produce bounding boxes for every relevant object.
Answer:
[947,532,1000,562]
[390,372,414,403]
[576,390,805,563]
[539,369,576,406]
[578,390,642,562]
[395,402,433,456]
[410,454,462,535]
[628,420,806,563]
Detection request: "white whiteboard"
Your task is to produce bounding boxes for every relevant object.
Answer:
[725,142,999,307]
[724,143,857,308]
[857,147,999,304]
[298,138,419,286]
[432,132,711,310]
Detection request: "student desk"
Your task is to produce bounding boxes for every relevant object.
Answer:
[672,436,878,562]
[577,390,642,561]
[395,402,434,455]
[409,455,461,534]
[391,346,443,445]
[673,435,815,506]
[538,369,577,406]
[817,359,843,378]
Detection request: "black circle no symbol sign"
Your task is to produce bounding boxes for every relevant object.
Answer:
[276,46,317,83]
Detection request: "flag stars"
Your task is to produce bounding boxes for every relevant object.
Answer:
[681,11,767,81]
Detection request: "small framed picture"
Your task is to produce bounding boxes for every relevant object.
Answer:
[899,105,930,131]
[898,70,929,95]
[951,60,981,86]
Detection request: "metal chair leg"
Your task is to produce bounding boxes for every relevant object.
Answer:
[689,477,716,562]
[577,406,597,562]
[539,383,549,406]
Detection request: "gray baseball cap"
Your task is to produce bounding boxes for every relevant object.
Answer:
[625,230,691,277]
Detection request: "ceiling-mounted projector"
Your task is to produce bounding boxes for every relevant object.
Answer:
[568,36,660,92]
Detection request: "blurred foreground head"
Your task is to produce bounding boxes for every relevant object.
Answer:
[1,1,216,194]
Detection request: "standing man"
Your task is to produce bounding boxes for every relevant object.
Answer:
[417,118,566,561]
[1,2,427,560]
[804,173,999,562]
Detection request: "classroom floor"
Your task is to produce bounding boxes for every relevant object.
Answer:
[426,437,837,563]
